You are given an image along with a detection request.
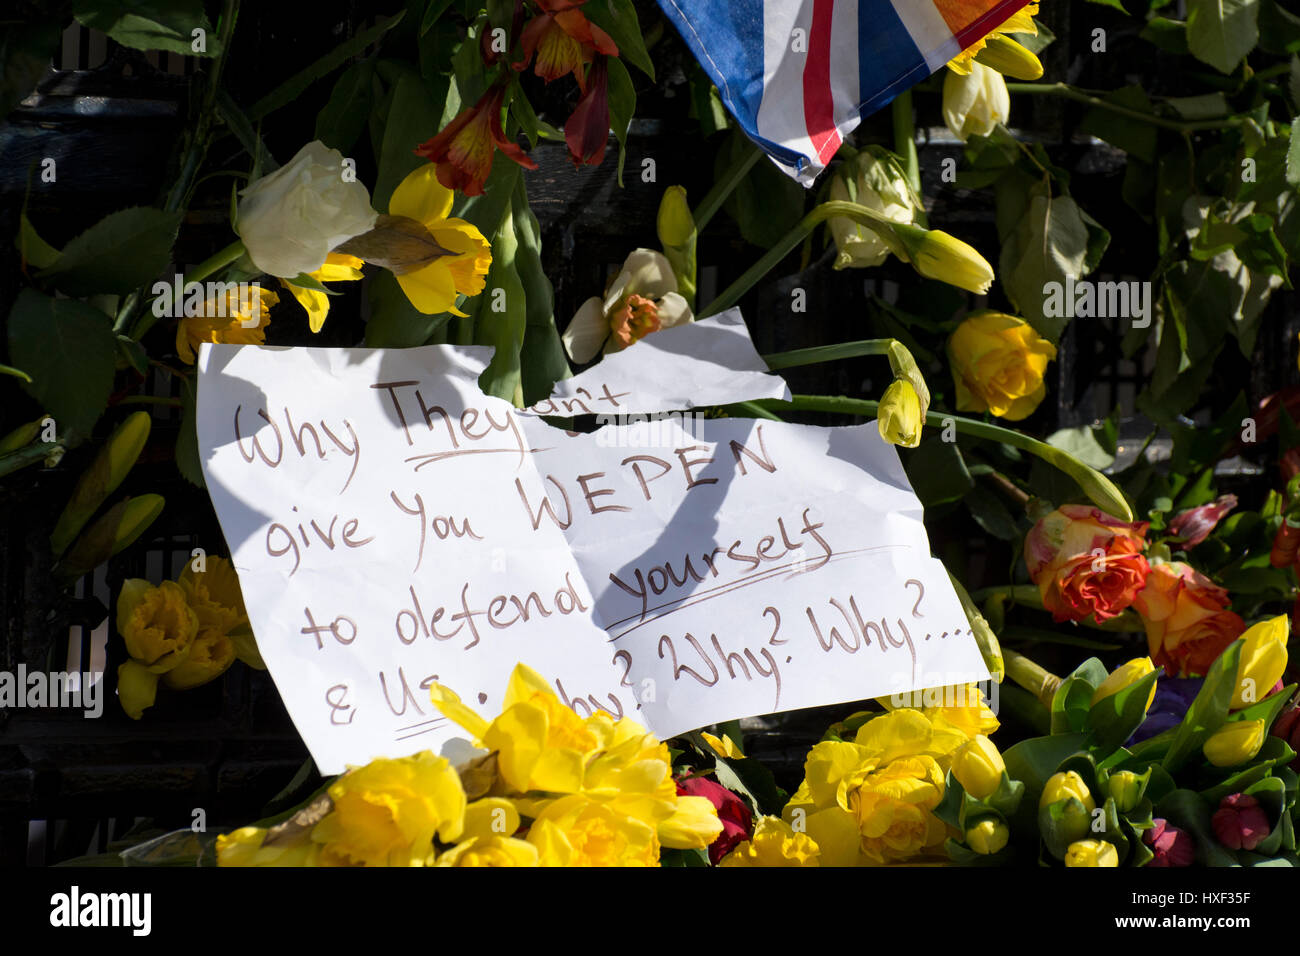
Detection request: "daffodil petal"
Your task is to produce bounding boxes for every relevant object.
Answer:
[389,164,454,227]
[281,280,330,333]
[563,297,609,363]
[396,262,459,314]
[655,292,693,329]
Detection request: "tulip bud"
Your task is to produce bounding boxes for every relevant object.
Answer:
[0,414,45,454]
[892,223,995,295]
[877,379,923,448]
[1231,616,1289,709]
[117,658,159,720]
[1091,657,1157,714]
[1211,793,1271,851]
[50,411,151,557]
[942,61,1010,142]
[656,185,697,308]
[826,146,923,270]
[952,734,1005,799]
[1040,770,1095,811]
[1144,818,1195,867]
[965,817,1009,855]
[1064,839,1119,867]
[1105,770,1144,814]
[1203,719,1267,767]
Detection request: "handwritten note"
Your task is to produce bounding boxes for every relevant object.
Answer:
[196,330,988,774]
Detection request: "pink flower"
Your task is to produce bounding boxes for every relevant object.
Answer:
[1211,793,1271,851]
[676,776,753,865]
[1168,494,1237,549]
[1143,818,1195,867]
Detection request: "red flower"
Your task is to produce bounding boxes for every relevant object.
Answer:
[518,1,618,89]
[1211,793,1271,851]
[1168,494,1237,549]
[676,776,753,865]
[1024,505,1151,623]
[1271,705,1300,772]
[1143,818,1195,867]
[565,55,610,168]
[414,83,538,197]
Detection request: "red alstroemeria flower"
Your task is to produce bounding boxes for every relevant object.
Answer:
[414,83,538,197]
[565,55,610,168]
[518,1,618,89]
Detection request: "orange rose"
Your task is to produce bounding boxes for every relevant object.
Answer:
[1024,505,1150,622]
[1132,561,1245,676]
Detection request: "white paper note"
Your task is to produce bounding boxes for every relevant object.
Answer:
[197,340,987,773]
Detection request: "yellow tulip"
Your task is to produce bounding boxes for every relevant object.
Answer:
[1203,719,1267,768]
[878,379,923,448]
[1040,770,1095,811]
[116,659,159,720]
[1064,839,1119,867]
[116,579,198,673]
[1091,656,1157,714]
[966,817,1009,855]
[1106,770,1144,813]
[951,734,1005,799]
[947,311,1057,421]
[1231,615,1289,709]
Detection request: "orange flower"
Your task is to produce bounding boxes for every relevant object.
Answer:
[415,83,538,197]
[1024,505,1150,622]
[1133,561,1245,677]
[518,1,617,89]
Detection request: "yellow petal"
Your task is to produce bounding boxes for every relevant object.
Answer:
[395,262,458,314]
[280,280,330,333]
[388,163,454,227]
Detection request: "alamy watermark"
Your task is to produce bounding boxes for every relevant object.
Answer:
[151,274,263,324]
[888,674,1000,717]
[594,411,710,448]
[1042,275,1151,328]
[0,665,103,718]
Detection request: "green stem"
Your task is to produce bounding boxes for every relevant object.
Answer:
[1003,648,1062,708]
[1005,81,1249,132]
[892,90,921,195]
[115,395,183,408]
[725,400,785,421]
[970,584,1144,633]
[0,442,61,479]
[761,339,892,370]
[700,200,903,319]
[692,141,762,233]
[128,239,247,341]
[753,394,1133,521]
[998,683,1051,735]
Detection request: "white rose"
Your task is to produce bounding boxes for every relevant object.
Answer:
[235,141,378,278]
[942,61,1010,142]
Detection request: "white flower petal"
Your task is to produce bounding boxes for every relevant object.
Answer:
[604,248,677,310]
[562,297,610,364]
[655,292,694,330]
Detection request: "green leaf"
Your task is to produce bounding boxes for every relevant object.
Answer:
[1078,86,1158,163]
[965,484,1019,540]
[373,72,443,213]
[1003,733,1090,803]
[905,438,973,506]
[713,754,789,818]
[73,0,220,57]
[1140,16,1190,54]
[7,289,116,438]
[314,60,376,154]
[246,12,405,121]
[176,376,203,487]
[512,178,570,405]
[1156,789,1241,865]
[1259,0,1300,53]
[421,0,456,35]
[583,0,655,80]
[607,55,635,188]
[1000,186,1092,344]
[1047,425,1116,471]
[475,205,527,405]
[1087,669,1160,754]
[215,90,279,174]
[717,129,806,249]
[1288,120,1300,186]
[16,211,60,270]
[35,207,182,297]
[1186,0,1260,74]
[1051,658,1108,735]
[1163,639,1245,772]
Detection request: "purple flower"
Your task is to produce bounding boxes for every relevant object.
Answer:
[1129,677,1204,744]
[1144,818,1195,867]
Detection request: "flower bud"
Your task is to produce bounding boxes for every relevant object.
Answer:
[878,379,923,448]
[656,185,697,307]
[116,658,159,720]
[973,34,1044,81]
[1169,494,1236,549]
[1144,818,1195,867]
[1211,793,1271,851]
[1091,657,1157,714]
[1040,770,1095,811]
[952,734,1005,799]
[894,224,995,295]
[1231,615,1289,710]
[50,411,151,557]
[965,817,1009,855]
[1203,719,1267,767]
[1064,839,1119,867]
[827,146,923,270]
[1106,770,1144,814]
[942,61,1010,142]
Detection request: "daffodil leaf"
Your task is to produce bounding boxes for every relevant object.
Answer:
[334,214,456,275]
[607,55,636,188]
[513,178,571,404]
[365,270,451,348]
[283,273,342,296]
[373,72,443,213]
[315,60,376,154]
[7,289,116,440]
[73,0,221,58]
[36,206,182,298]
[0,363,31,383]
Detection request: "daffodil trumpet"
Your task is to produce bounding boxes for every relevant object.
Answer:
[699,200,994,320]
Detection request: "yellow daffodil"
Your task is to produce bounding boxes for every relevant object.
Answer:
[948,310,1057,420]
[311,752,467,867]
[161,629,235,690]
[176,555,263,670]
[561,249,693,363]
[948,2,1042,80]
[174,286,278,365]
[878,379,923,448]
[879,682,1001,740]
[527,794,660,866]
[435,835,539,866]
[116,579,198,674]
[278,253,365,333]
[893,223,996,294]
[216,824,322,867]
[719,815,821,867]
[116,659,159,720]
[700,730,745,759]
[384,164,492,315]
